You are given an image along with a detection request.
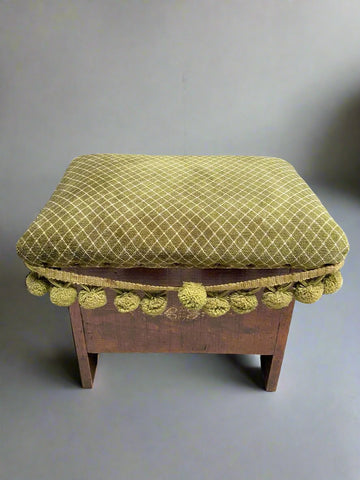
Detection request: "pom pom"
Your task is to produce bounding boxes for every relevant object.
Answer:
[323,271,343,295]
[78,287,107,309]
[262,288,294,309]
[26,272,50,297]
[294,281,324,304]
[202,295,230,317]
[49,284,77,307]
[178,282,207,310]
[229,291,258,314]
[114,290,140,313]
[141,292,167,316]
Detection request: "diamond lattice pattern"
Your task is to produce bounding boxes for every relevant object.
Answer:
[16,154,349,269]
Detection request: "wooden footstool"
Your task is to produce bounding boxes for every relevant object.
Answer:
[16,154,349,391]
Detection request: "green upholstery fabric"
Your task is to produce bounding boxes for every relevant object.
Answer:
[16,154,349,269]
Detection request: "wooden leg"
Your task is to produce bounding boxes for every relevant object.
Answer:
[260,300,295,391]
[68,301,98,388]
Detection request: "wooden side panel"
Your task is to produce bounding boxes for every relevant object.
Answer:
[66,266,296,390]
[80,288,291,354]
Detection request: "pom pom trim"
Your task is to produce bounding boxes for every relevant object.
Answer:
[22,263,345,315]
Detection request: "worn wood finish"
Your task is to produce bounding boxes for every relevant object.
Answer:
[68,300,98,388]
[66,266,295,390]
[81,289,284,354]
[260,298,295,391]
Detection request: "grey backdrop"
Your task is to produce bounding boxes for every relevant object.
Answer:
[1,2,359,480]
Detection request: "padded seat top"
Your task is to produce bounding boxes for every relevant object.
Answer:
[16,154,349,270]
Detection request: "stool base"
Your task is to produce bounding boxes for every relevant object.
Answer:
[67,267,295,391]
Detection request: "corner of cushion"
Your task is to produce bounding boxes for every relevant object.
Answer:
[65,153,96,171]
[66,154,87,168]
[332,221,350,262]
[15,235,25,259]
[15,235,37,266]
[341,231,350,259]
[269,156,298,171]
[70,153,88,161]
[70,152,109,163]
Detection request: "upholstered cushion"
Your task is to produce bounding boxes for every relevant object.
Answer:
[16,154,349,269]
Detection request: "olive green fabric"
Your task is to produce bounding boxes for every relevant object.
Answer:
[16,154,349,269]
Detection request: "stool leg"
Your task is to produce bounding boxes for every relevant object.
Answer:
[260,300,295,391]
[68,301,98,388]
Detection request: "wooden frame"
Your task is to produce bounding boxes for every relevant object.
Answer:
[67,267,295,391]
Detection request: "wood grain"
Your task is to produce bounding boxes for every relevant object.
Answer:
[81,289,285,354]
[67,266,295,390]
[68,300,98,388]
[261,298,295,391]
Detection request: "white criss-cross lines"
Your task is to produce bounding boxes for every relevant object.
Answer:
[20,153,347,269]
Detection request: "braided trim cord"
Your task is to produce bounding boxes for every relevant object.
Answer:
[24,261,344,292]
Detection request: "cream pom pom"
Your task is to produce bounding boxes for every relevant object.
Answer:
[26,272,50,296]
[229,291,258,314]
[294,281,324,304]
[323,271,343,295]
[141,292,167,316]
[114,290,141,313]
[178,282,207,310]
[262,288,294,309]
[202,294,230,317]
[49,284,78,307]
[78,286,107,309]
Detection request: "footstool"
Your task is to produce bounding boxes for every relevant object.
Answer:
[16,154,349,391]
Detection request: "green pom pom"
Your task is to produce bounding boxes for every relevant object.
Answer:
[178,282,207,310]
[323,271,343,294]
[78,287,107,309]
[26,272,50,296]
[202,295,230,317]
[262,289,294,309]
[49,285,78,307]
[294,281,324,304]
[114,290,140,313]
[141,292,167,316]
[229,291,258,314]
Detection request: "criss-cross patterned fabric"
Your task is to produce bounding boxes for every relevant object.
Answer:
[16,154,349,269]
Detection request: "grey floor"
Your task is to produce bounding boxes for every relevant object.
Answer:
[1,186,359,480]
